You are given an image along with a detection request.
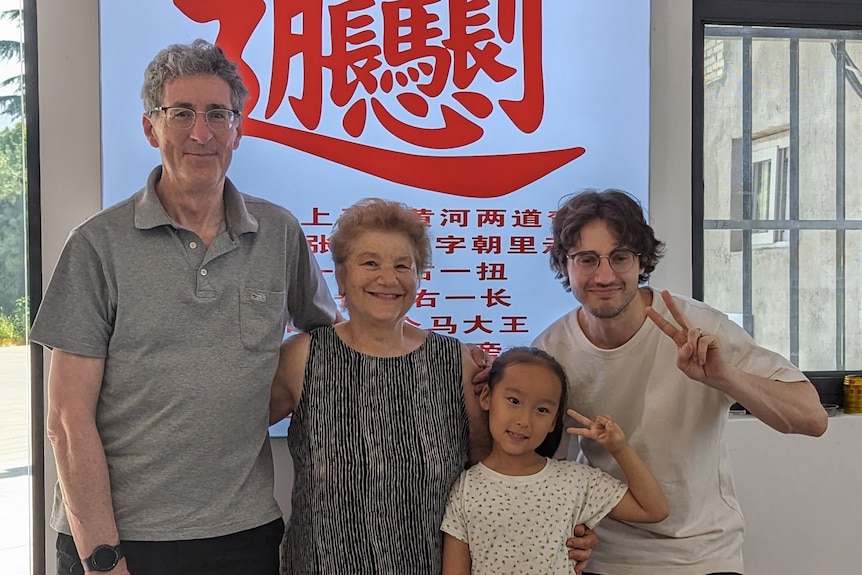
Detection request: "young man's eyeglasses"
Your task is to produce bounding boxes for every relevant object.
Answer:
[565,249,641,274]
[149,106,241,131]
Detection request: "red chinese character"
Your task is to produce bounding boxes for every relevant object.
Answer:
[463,315,493,334]
[499,316,529,333]
[445,295,477,301]
[440,208,471,227]
[301,207,334,226]
[412,207,435,225]
[508,236,537,254]
[415,289,440,308]
[306,234,331,254]
[476,209,506,227]
[175,0,586,197]
[404,316,422,327]
[473,235,502,255]
[512,208,542,228]
[542,237,554,254]
[431,316,458,334]
[476,341,502,358]
[482,288,511,308]
[476,262,507,281]
[436,235,467,254]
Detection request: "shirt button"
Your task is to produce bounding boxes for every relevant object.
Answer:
[200,269,208,276]
[189,241,197,249]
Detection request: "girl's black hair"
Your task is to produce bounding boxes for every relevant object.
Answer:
[487,347,569,458]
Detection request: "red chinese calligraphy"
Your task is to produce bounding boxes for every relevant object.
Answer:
[431,316,458,334]
[476,262,507,280]
[415,289,440,308]
[306,234,331,254]
[463,315,494,334]
[440,209,470,227]
[301,207,334,226]
[512,208,542,228]
[482,288,511,308]
[508,236,537,254]
[173,0,586,198]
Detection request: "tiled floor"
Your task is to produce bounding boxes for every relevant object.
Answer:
[0,345,32,573]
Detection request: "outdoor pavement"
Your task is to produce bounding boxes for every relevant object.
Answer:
[0,345,33,574]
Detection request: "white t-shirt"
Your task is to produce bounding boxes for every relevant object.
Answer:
[533,288,806,575]
[441,459,627,575]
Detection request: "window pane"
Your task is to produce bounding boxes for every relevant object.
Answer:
[751,234,791,357]
[846,230,862,367]
[798,230,837,370]
[0,0,31,572]
[799,40,837,221]
[704,229,743,313]
[847,43,862,220]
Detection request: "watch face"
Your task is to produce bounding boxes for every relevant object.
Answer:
[91,545,120,570]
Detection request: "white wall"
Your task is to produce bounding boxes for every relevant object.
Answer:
[37,1,101,573]
[36,1,861,574]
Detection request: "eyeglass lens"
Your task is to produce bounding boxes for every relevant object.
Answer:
[569,251,637,273]
[162,107,237,130]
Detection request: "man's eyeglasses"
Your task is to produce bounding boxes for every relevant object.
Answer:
[149,106,241,131]
[564,249,641,274]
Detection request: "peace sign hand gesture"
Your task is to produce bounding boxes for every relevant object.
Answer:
[566,408,628,454]
[645,290,727,388]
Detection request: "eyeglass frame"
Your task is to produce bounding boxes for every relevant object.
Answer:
[148,106,242,131]
[563,248,642,274]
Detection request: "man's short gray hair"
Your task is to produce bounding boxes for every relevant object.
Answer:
[141,38,249,112]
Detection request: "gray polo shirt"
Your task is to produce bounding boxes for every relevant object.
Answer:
[31,166,337,540]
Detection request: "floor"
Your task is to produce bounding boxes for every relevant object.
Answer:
[0,345,33,574]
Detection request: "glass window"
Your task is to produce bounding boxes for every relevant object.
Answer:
[0,0,31,572]
[701,24,862,372]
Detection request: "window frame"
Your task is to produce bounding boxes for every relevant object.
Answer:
[692,0,862,404]
[23,0,45,572]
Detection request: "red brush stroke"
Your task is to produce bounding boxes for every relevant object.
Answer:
[174,0,266,111]
[243,117,585,198]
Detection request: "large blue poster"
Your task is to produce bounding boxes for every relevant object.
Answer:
[99,0,649,358]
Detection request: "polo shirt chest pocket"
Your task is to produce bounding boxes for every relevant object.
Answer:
[239,287,287,351]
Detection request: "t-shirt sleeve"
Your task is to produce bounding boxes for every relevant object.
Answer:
[571,464,628,529]
[30,228,114,357]
[716,313,805,382]
[284,219,337,331]
[440,472,469,543]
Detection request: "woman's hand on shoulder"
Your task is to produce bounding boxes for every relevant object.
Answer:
[460,343,492,464]
[463,343,491,394]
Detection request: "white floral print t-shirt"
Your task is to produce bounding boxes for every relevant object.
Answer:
[441,458,627,574]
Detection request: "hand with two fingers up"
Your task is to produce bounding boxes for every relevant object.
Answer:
[645,289,727,388]
[566,408,629,455]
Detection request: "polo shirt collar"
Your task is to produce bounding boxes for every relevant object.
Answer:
[134,165,259,237]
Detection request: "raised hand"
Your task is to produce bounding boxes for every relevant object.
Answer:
[566,408,627,454]
[645,290,726,386]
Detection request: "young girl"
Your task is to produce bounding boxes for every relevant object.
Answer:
[441,347,668,575]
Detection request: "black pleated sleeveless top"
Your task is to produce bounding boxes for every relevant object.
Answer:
[283,325,470,575]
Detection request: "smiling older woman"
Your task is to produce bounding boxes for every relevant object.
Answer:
[270,198,490,575]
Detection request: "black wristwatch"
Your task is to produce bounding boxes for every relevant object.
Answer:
[82,543,124,572]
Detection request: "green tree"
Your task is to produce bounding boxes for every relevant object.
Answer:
[0,120,24,320]
[0,6,26,340]
[0,9,23,120]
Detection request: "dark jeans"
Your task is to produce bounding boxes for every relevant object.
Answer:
[56,518,284,575]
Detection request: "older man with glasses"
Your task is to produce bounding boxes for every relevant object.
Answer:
[31,39,337,575]
[532,188,827,575]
